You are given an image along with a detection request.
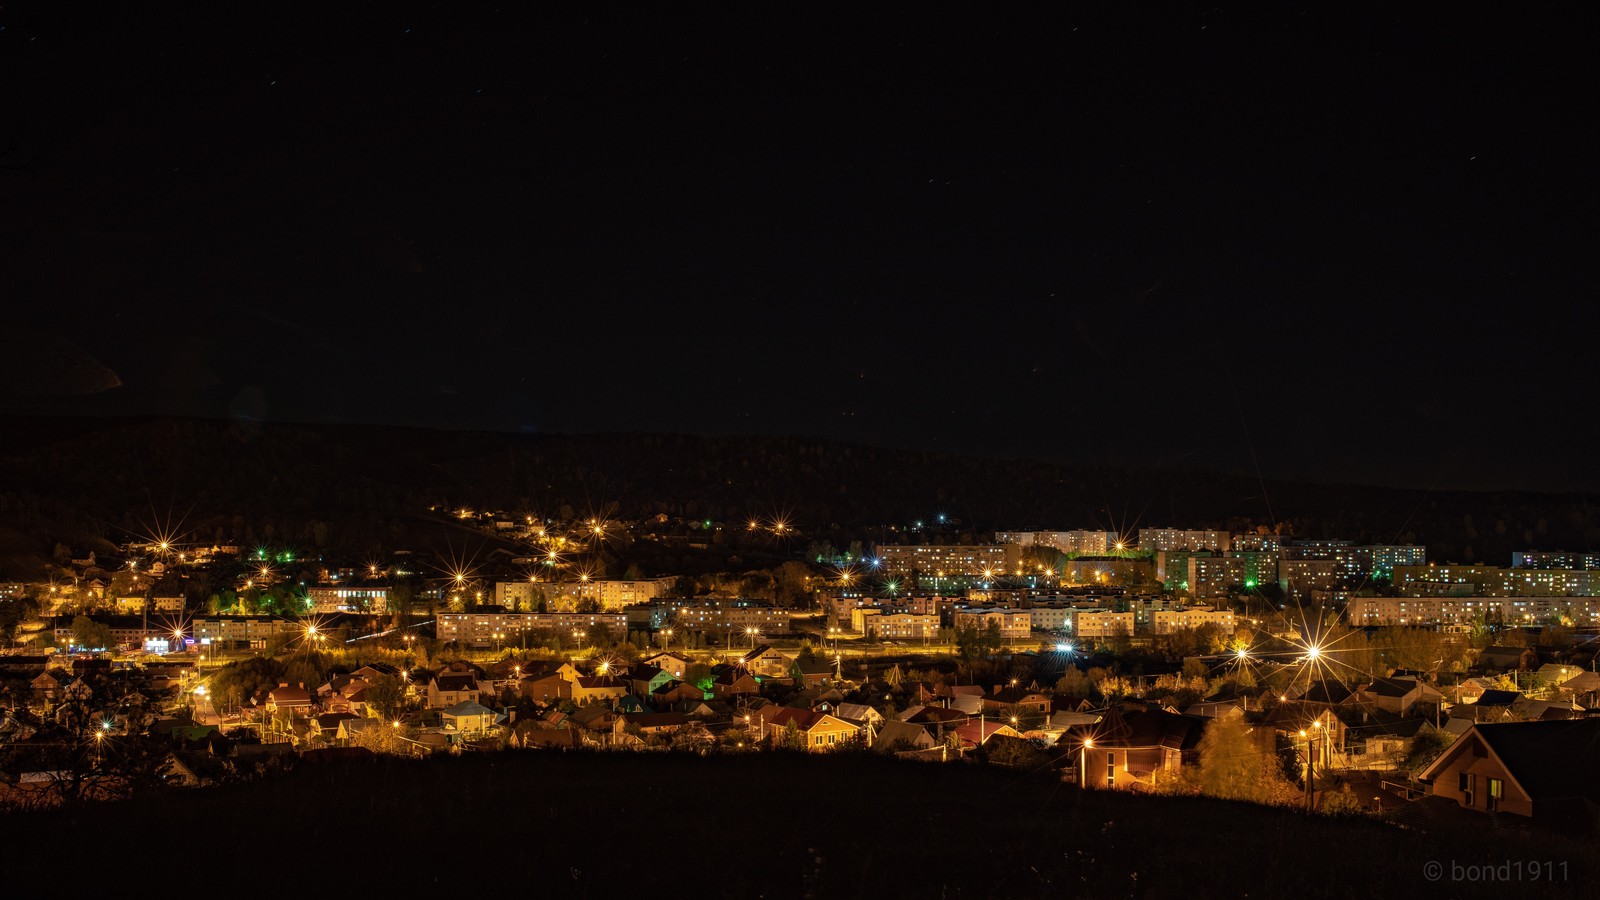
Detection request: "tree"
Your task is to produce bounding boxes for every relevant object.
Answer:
[71,615,114,650]
[366,675,407,721]
[1401,729,1455,774]
[1055,667,1093,698]
[776,720,807,751]
[955,622,1003,665]
[1196,714,1297,805]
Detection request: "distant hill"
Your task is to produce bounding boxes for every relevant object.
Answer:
[1,415,1598,576]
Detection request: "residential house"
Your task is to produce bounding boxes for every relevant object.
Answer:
[833,703,886,730]
[29,670,71,703]
[627,664,675,699]
[571,675,629,706]
[512,722,581,750]
[266,683,314,716]
[310,712,359,743]
[739,645,794,678]
[790,658,836,688]
[613,711,705,746]
[874,719,936,753]
[1444,677,1501,705]
[1557,670,1600,707]
[1474,646,1539,672]
[1452,689,1523,724]
[519,672,572,704]
[441,700,502,735]
[1346,677,1442,718]
[758,707,864,751]
[983,685,1053,718]
[643,652,691,679]
[903,705,969,738]
[1419,719,1600,826]
[1534,663,1585,691]
[951,720,1023,749]
[710,667,759,698]
[338,717,386,744]
[427,673,481,709]
[1059,706,1210,791]
[652,680,705,708]
[1261,702,1344,772]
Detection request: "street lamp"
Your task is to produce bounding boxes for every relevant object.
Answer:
[1080,737,1094,788]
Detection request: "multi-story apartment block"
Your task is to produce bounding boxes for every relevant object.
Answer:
[1279,559,1340,599]
[1138,529,1230,553]
[672,602,791,635]
[1187,556,1246,599]
[1392,566,1600,598]
[1151,606,1237,635]
[1072,609,1136,639]
[878,544,1012,578]
[952,608,1033,639]
[1347,596,1600,628]
[306,586,388,614]
[850,608,940,640]
[1512,551,1600,570]
[995,531,1120,555]
[192,615,304,648]
[1064,557,1153,586]
[437,610,630,647]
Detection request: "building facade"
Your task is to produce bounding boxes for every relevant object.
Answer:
[878,544,1011,578]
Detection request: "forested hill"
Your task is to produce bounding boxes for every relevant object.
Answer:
[1,416,1598,572]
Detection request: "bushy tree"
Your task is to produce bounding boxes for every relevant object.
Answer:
[1196,715,1297,805]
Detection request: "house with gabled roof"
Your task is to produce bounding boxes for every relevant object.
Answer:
[903,705,969,737]
[790,658,835,687]
[1058,706,1210,791]
[266,683,313,714]
[1474,646,1539,673]
[652,680,705,708]
[441,700,502,735]
[1346,677,1442,717]
[874,719,936,753]
[757,707,863,751]
[1557,670,1600,706]
[952,719,1023,749]
[834,703,885,729]
[627,663,674,699]
[513,721,581,750]
[1418,718,1600,827]
[710,666,759,698]
[739,645,794,678]
[519,672,571,705]
[427,673,481,709]
[30,669,72,703]
[571,675,629,706]
[643,652,690,679]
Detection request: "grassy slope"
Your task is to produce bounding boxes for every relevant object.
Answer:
[1,752,1593,898]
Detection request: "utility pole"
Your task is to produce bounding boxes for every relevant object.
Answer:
[1303,730,1315,813]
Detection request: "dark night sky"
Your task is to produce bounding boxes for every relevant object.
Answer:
[1,6,1592,491]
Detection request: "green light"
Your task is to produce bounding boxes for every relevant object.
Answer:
[1245,579,1256,588]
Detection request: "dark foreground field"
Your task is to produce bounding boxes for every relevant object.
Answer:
[2,752,1593,899]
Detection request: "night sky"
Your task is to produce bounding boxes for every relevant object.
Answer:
[2,7,1592,491]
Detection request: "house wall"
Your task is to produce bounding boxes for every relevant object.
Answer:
[1430,743,1534,817]
[807,722,859,750]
